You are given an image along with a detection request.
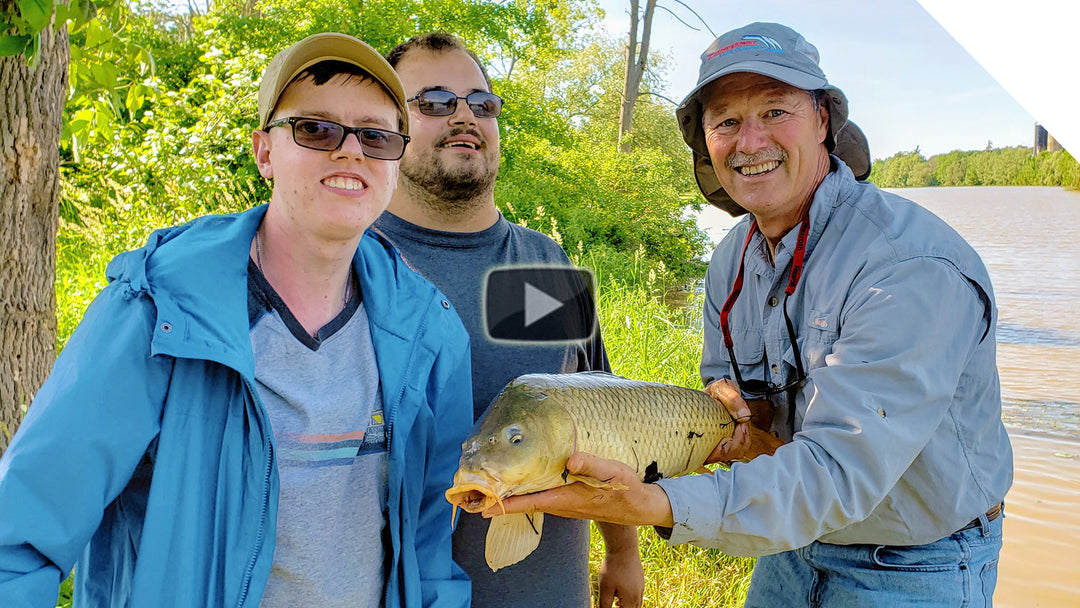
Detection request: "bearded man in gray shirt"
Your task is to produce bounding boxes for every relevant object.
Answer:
[373,33,644,608]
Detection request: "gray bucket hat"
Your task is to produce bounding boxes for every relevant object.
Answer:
[676,22,871,216]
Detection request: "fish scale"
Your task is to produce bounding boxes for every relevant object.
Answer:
[547,376,734,481]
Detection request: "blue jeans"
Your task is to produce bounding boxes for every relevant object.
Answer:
[744,512,1003,607]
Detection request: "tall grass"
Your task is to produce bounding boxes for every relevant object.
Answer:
[585,278,754,607]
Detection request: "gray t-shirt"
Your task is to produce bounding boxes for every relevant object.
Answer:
[372,212,608,608]
[248,263,387,608]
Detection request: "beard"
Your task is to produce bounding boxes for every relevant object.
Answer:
[399,128,499,216]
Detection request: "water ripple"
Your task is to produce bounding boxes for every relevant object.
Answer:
[996,323,1080,347]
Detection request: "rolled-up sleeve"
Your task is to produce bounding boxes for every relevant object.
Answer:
[659,256,990,556]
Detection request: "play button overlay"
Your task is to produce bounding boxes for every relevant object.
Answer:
[484,266,596,343]
[524,282,564,327]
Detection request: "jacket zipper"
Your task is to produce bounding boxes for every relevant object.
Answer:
[235,379,274,608]
[384,294,433,457]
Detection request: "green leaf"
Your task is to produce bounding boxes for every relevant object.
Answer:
[125,84,146,113]
[85,18,110,48]
[25,31,41,68]
[16,0,54,33]
[90,61,118,88]
[0,35,31,57]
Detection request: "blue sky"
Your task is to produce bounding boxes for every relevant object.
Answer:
[592,0,1077,161]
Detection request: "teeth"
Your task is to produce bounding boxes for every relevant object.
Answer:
[445,141,478,150]
[738,160,780,176]
[324,176,365,191]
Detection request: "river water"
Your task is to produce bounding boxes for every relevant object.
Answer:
[696,185,1080,607]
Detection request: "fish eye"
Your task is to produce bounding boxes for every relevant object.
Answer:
[504,425,523,445]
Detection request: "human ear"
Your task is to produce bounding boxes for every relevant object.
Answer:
[252,129,274,179]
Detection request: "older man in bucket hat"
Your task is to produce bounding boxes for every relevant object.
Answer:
[486,22,1013,607]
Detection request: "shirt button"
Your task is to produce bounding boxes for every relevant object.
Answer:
[771,364,779,373]
[768,297,779,307]
[878,408,887,418]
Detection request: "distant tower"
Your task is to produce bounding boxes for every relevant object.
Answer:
[1034,123,1048,153]
[1034,123,1063,154]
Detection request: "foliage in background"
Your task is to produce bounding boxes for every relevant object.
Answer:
[869,146,1080,189]
[52,0,709,352]
[1,0,102,62]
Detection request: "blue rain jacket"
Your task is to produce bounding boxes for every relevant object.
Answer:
[0,205,473,607]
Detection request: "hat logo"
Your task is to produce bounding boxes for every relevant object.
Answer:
[706,35,783,60]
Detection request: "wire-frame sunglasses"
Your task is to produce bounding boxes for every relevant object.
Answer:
[407,90,504,119]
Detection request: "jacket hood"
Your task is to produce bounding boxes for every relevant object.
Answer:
[107,209,264,378]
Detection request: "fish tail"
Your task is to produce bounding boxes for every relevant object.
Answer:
[745,426,785,459]
[745,397,776,430]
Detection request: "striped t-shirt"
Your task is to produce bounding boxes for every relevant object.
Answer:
[248,262,387,608]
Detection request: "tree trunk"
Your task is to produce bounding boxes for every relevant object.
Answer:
[0,26,68,455]
[618,0,656,153]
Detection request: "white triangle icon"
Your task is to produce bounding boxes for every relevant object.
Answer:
[524,282,564,327]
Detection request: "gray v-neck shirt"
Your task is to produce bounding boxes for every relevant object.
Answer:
[249,263,387,608]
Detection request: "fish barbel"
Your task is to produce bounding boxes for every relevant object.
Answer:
[444,371,781,571]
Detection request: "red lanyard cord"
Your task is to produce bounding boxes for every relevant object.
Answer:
[718,216,810,393]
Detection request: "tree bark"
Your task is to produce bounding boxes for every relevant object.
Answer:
[618,0,656,153]
[0,25,68,455]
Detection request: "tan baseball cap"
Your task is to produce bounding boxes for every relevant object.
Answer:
[257,32,409,134]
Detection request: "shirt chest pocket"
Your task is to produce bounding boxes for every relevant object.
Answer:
[717,326,766,377]
[787,308,839,371]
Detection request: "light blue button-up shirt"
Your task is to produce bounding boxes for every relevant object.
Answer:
[657,160,1013,555]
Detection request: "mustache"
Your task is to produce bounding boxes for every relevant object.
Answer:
[436,127,486,148]
[727,149,787,169]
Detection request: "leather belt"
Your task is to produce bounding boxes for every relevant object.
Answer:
[957,503,1002,533]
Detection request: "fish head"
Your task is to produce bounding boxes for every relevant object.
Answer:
[445,380,576,514]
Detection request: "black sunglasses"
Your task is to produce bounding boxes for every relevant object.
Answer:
[264,117,410,161]
[407,90,503,118]
[720,216,810,397]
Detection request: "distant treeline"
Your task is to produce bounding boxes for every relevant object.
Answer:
[868,146,1079,189]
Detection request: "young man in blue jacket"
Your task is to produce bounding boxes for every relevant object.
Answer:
[0,32,473,608]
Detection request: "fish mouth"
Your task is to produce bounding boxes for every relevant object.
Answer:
[445,483,501,514]
[445,476,509,529]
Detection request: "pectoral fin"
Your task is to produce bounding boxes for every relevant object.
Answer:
[485,512,544,571]
[565,473,628,491]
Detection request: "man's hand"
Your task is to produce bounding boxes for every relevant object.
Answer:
[481,451,675,528]
[703,378,753,464]
[596,522,644,608]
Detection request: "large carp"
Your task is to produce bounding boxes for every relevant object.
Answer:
[445,371,782,571]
